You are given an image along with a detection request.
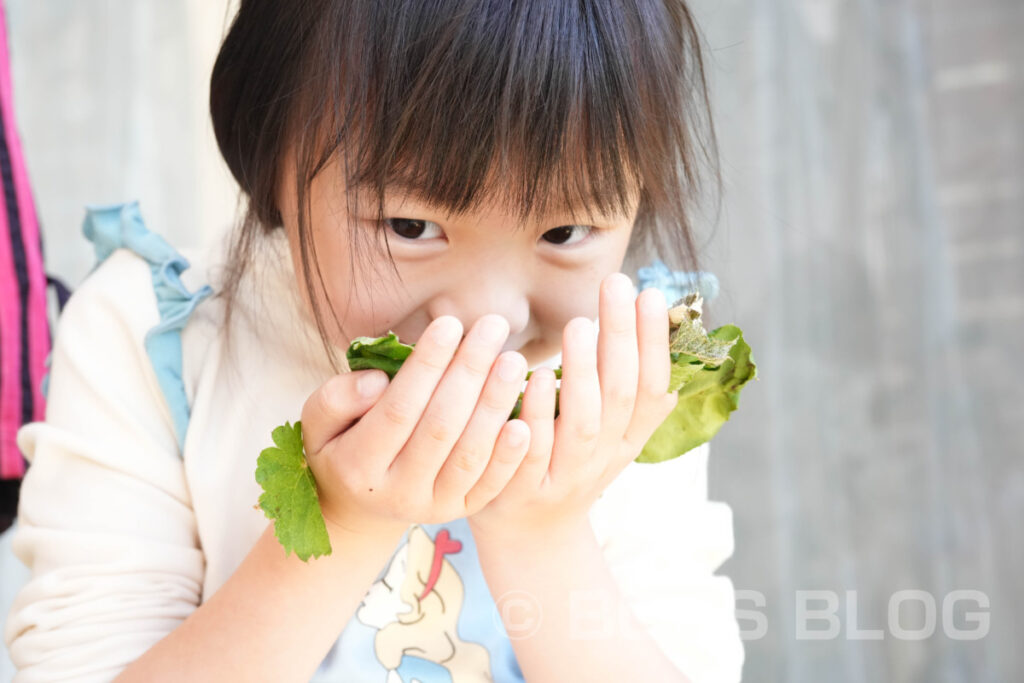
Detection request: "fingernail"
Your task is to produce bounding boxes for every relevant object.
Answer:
[358,371,389,397]
[498,353,524,382]
[606,273,634,302]
[430,317,462,345]
[642,287,667,314]
[476,315,509,344]
[505,422,528,447]
[574,318,595,344]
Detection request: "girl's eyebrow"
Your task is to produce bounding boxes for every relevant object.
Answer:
[353,178,631,224]
[397,187,623,224]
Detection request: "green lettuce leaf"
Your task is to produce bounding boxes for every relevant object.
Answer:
[635,323,756,463]
[254,421,332,561]
[346,332,413,379]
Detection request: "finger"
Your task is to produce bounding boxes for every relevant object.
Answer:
[462,419,532,515]
[349,316,463,473]
[389,314,510,486]
[596,273,639,444]
[623,287,678,454]
[301,369,390,456]
[478,365,556,504]
[433,350,528,503]
[550,316,601,482]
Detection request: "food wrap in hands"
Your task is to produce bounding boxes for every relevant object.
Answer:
[257,293,757,559]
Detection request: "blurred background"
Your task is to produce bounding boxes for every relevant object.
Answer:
[1,0,1021,681]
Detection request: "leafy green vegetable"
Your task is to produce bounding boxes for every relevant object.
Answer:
[254,421,332,560]
[256,292,757,559]
[637,322,756,462]
[346,333,413,378]
[634,293,758,462]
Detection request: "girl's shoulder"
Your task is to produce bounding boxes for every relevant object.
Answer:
[69,202,327,454]
[75,201,216,320]
[59,201,218,451]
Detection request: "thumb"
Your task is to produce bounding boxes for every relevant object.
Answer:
[301,370,391,456]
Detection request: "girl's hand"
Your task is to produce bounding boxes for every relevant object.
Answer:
[467,273,678,543]
[299,315,532,537]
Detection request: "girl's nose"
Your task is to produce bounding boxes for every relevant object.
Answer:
[427,282,532,347]
[435,318,525,354]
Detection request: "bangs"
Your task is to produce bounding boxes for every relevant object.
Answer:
[211,0,715,375]
[291,0,701,227]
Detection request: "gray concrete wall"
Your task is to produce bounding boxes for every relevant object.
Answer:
[689,0,1022,680]
[6,0,239,288]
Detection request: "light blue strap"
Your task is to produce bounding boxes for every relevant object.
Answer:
[40,353,52,400]
[635,258,719,304]
[76,201,213,454]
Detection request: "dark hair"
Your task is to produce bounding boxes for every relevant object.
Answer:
[210,0,719,372]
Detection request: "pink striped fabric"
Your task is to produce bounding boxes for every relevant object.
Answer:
[0,0,48,480]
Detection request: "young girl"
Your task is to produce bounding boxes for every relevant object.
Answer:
[4,1,744,680]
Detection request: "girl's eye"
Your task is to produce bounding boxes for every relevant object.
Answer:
[541,225,595,247]
[384,218,444,241]
[384,218,597,247]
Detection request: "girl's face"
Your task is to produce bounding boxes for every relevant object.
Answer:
[277,149,639,370]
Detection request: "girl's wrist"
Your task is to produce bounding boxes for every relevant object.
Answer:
[321,507,409,546]
[469,512,592,555]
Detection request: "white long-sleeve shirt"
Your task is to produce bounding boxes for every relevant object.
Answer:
[3,205,744,682]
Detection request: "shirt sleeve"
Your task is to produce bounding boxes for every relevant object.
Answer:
[589,443,745,682]
[3,249,205,682]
